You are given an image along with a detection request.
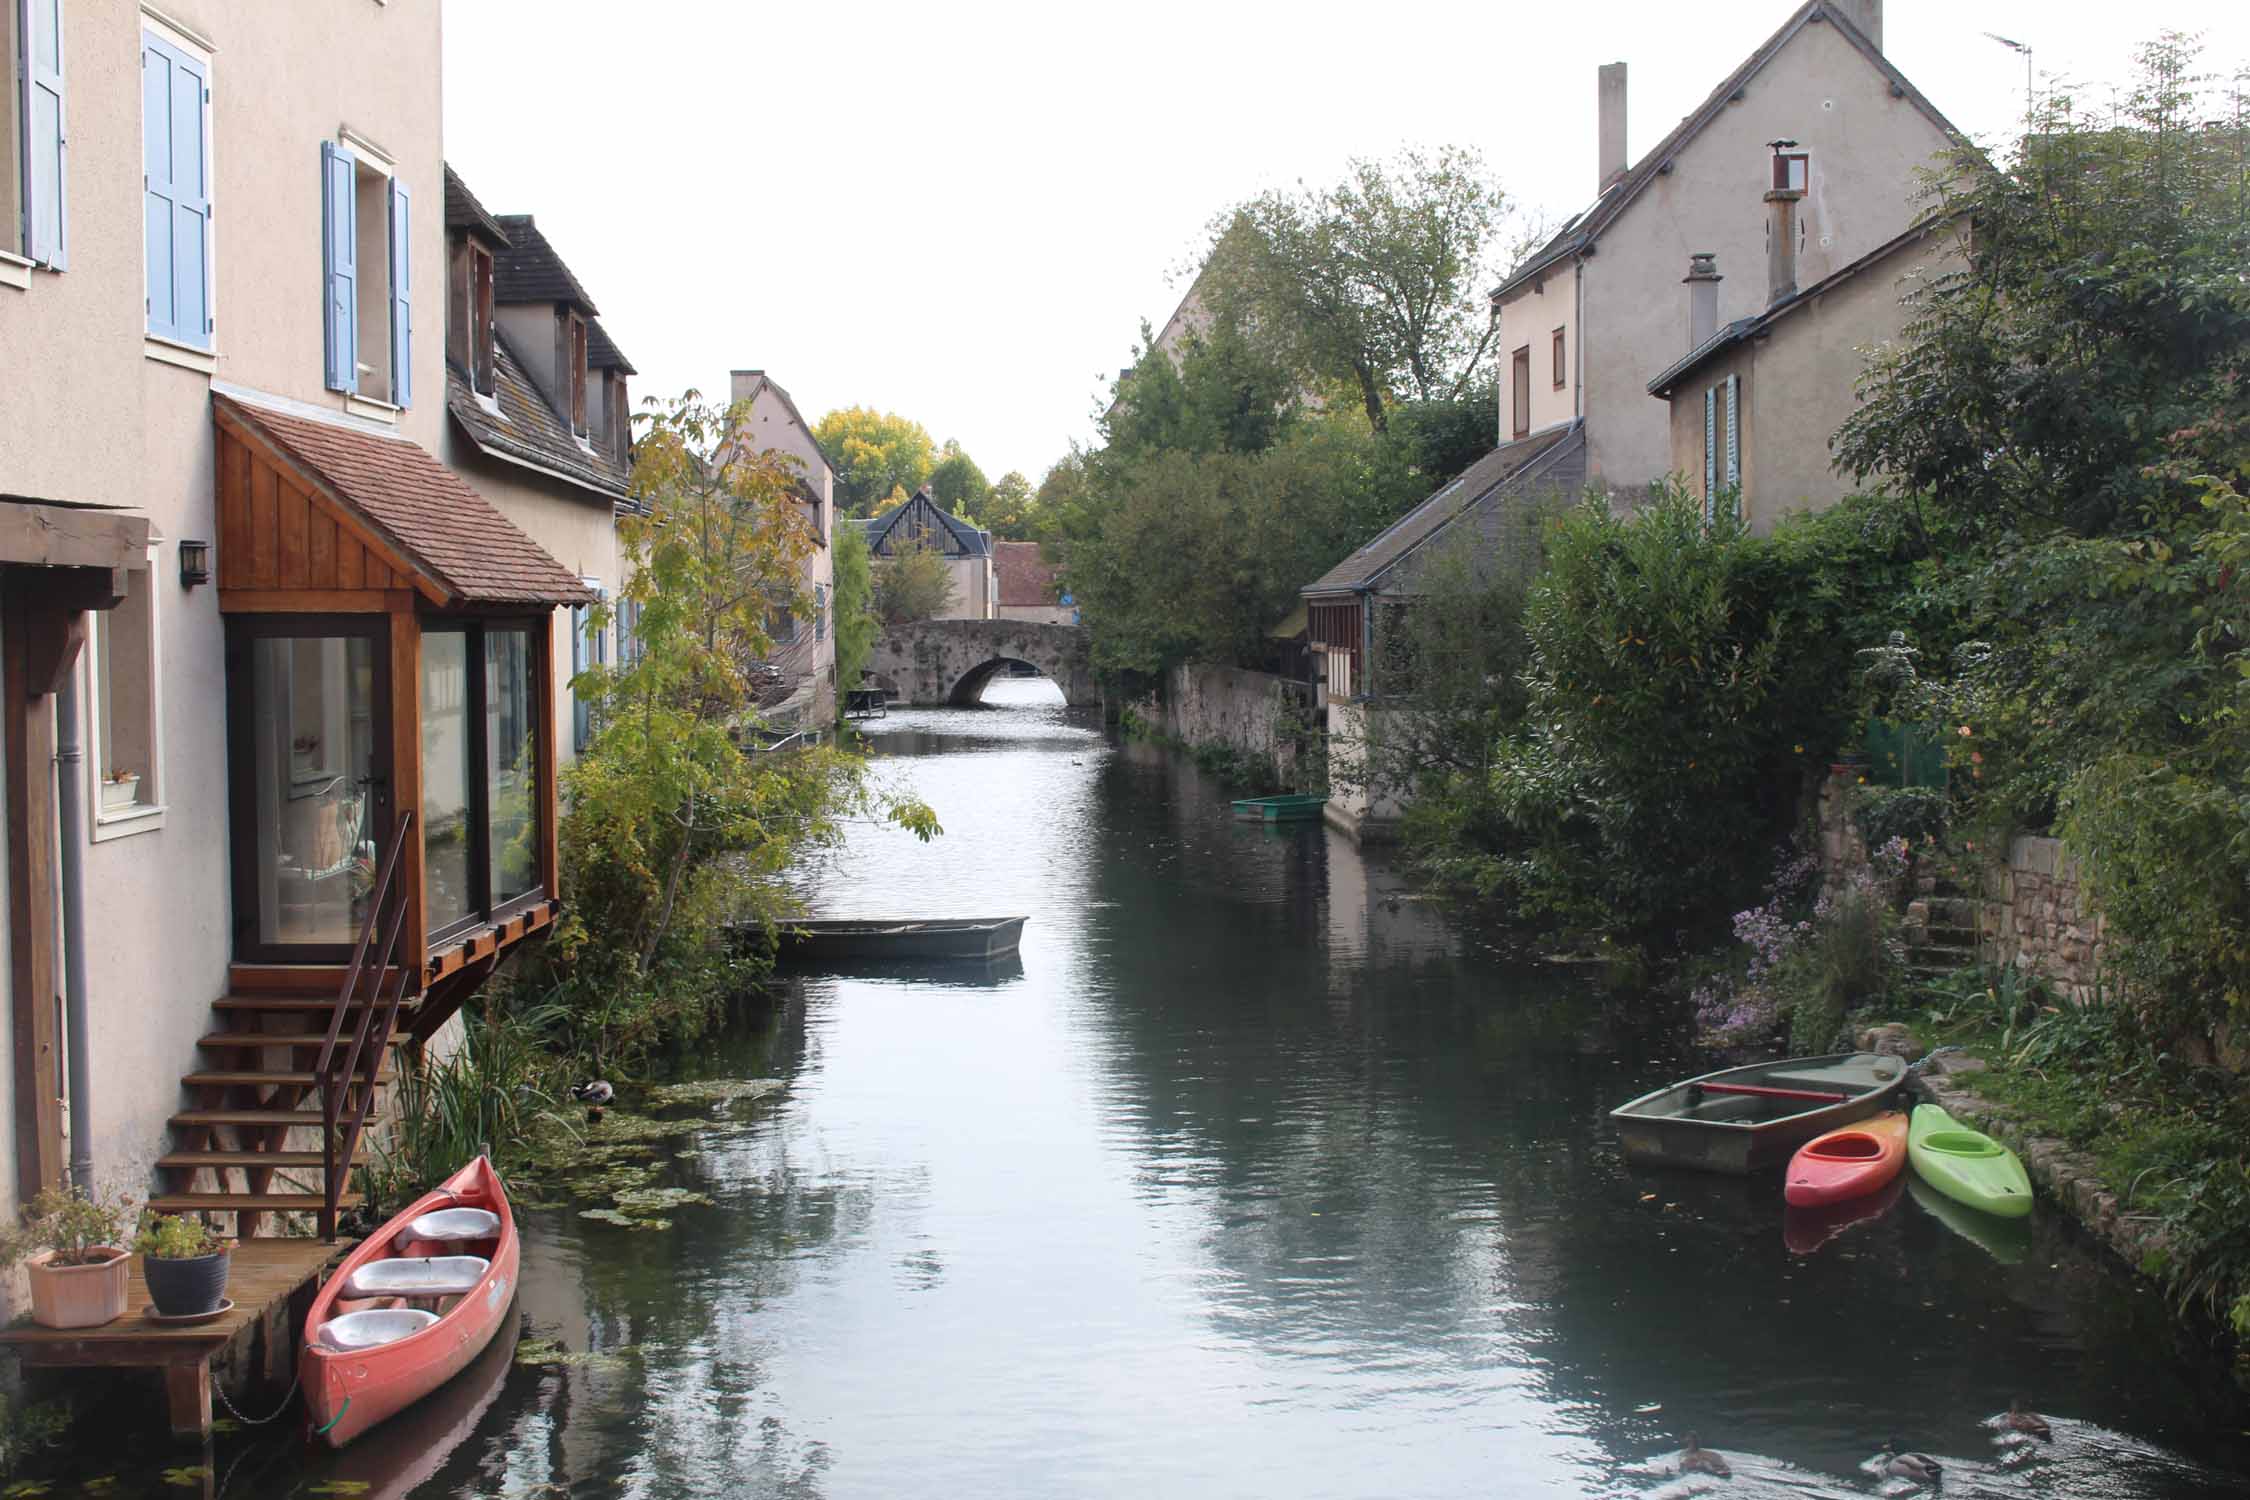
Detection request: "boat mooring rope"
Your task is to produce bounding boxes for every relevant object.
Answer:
[310,1393,351,1437]
[213,1372,300,1428]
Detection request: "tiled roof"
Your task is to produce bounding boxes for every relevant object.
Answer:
[994,541,1058,607]
[1491,1,1964,304]
[213,393,593,607]
[492,215,598,313]
[447,328,631,502]
[443,165,510,249]
[866,488,990,558]
[586,319,635,374]
[1303,423,1584,596]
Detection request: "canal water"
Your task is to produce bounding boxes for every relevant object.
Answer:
[33,679,2250,1497]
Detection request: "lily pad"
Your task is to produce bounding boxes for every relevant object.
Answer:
[305,1483,373,1497]
[514,1338,639,1372]
[160,1469,211,1490]
[612,1186,711,1215]
[645,1078,784,1109]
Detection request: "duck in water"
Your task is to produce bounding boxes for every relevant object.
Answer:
[570,1079,614,1123]
[1679,1433,1731,1479]
[2001,1398,2052,1440]
[1876,1440,1942,1486]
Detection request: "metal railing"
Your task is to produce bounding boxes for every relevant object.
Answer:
[314,810,416,1241]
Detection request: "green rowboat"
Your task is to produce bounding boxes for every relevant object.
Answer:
[1907,1104,2032,1219]
[1230,793,1327,823]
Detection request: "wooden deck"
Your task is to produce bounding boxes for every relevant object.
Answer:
[0,1238,348,1437]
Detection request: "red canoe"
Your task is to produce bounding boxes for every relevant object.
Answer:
[302,1155,519,1448]
[1784,1109,1908,1207]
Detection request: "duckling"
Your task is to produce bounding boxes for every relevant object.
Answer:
[570,1080,614,1124]
[2001,1398,2052,1440]
[1877,1441,1943,1486]
[1678,1433,1731,1478]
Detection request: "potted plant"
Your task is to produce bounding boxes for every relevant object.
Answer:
[0,1186,135,1329]
[99,768,140,811]
[134,1213,233,1318]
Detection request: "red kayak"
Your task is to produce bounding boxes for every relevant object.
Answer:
[1784,1109,1907,1207]
[303,1156,519,1448]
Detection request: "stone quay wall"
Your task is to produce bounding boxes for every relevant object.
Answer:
[1137,664,1317,786]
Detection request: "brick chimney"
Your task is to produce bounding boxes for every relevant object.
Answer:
[1764,187,1804,306]
[1684,253,1722,349]
[1598,63,1628,193]
[1828,0,1882,52]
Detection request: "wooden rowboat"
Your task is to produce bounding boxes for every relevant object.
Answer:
[779,916,1028,963]
[1230,793,1327,823]
[1610,1052,1909,1174]
[302,1155,518,1448]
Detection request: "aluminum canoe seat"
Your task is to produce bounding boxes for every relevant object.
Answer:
[393,1207,500,1249]
[318,1307,438,1352]
[344,1255,490,1301]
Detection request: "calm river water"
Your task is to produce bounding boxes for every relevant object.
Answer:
[40,679,2250,1498]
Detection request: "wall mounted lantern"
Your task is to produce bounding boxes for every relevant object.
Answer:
[178,539,211,588]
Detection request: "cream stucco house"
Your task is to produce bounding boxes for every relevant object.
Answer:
[1646,214,1964,531]
[441,180,641,768]
[0,0,594,1259]
[1491,0,1957,491]
[728,370,840,728]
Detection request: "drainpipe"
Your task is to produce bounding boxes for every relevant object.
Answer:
[56,664,94,1192]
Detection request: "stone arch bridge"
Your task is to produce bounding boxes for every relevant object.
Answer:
[869,619,1097,707]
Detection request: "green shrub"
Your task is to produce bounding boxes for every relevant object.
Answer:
[133,1213,225,1260]
[1852,785,1950,850]
[0,1186,135,1268]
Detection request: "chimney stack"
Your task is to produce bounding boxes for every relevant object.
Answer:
[1764,188,1803,306]
[729,369,760,405]
[1597,63,1628,193]
[1828,0,1882,53]
[1684,253,1722,349]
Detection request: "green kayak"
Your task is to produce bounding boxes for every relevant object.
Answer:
[1908,1104,2032,1219]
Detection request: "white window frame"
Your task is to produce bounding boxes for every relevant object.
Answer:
[334,129,405,419]
[140,8,217,373]
[86,544,167,841]
[571,577,607,754]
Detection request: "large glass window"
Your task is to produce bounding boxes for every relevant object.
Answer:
[422,630,474,934]
[422,619,546,940]
[229,621,389,958]
[486,628,538,906]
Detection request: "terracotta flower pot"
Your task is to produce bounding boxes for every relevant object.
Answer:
[27,1247,130,1329]
[143,1248,232,1318]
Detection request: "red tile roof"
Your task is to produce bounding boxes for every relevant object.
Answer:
[995,540,1058,607]
[214,394,594,607]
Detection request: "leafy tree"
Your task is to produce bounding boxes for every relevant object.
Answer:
[829,516,878,698]
[1200,147,1515,432]
[967,470,1040,540]
[812,407,937,516]
[872,536,956,624]
[926,439,990,518]
[529,392,935,1064]
[1102,314,1301,459]
[1837,34,2250,542]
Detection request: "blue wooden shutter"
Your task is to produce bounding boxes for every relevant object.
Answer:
[571,604,588,751]
[322,142,357,392]
[142,35,209,346]
[26,0,67,268]
[388,178,412,407]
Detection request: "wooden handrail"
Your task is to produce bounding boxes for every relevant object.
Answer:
[317,810,414,1240]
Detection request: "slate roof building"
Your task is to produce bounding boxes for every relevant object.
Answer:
[728,369,840,725]
[863,488,997,620]
[439,171,638,763]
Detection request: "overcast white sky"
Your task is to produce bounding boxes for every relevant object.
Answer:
[443,0,2249,486]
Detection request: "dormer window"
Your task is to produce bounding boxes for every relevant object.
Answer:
[609,378,630,465]
[470,243,495,396]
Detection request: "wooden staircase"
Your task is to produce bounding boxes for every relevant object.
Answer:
[154,814,419,1240]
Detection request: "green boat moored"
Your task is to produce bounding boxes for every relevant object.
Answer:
[1907,1103,2033,1219]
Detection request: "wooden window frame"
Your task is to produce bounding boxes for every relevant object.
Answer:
[422,614,553,949]
[224,613,396,964]
[470,243,495,395]
[1510,345,1532,440]
[1551,327,1566,390]
[1773,151,1809,193]
[568,314,588,435]
[86,547,166,841]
